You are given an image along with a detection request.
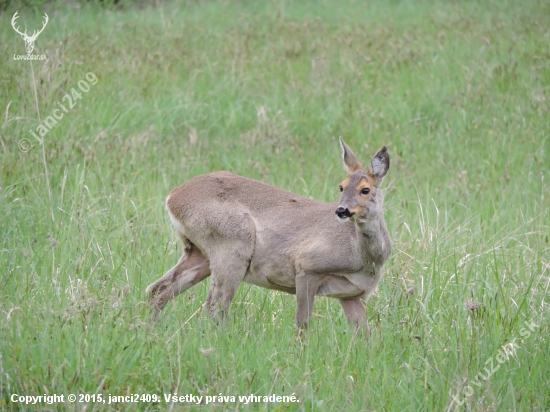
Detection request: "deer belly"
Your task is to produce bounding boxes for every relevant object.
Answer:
[243,263,296,294]
[317,272,378,299]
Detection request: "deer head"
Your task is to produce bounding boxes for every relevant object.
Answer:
[12,11,49,55]
[336,137,390,223]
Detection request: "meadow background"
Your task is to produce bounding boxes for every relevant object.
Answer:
[1,0,549,410]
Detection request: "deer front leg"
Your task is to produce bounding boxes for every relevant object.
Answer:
[295,272,322,329]
[339,298,370,338]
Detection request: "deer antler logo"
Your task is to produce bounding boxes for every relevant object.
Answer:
[12,11,49,55]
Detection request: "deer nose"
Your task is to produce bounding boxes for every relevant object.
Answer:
[335,207,353,219]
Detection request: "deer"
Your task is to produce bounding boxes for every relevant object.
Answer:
[11,11,49,55]
[146,138,391,335]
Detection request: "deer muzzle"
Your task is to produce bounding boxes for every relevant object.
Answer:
[335,207,354,221]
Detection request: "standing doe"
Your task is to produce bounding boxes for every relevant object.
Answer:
[147,138,391,334]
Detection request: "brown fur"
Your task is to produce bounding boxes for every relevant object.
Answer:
[146,138,391,335]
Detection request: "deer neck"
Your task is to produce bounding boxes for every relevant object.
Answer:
[352,215,391,264]
[353,214,383,236]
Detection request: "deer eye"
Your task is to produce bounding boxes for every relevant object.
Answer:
[339,185,343,192]
[361,187,370,195]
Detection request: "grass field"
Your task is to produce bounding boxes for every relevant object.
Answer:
[1,0,549,410]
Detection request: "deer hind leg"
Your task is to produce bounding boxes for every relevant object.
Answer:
[295,272,323,329]
[146,244,210,317]
[205,249,252,324]
[339,298,370,337]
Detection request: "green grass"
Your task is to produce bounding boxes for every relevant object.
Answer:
[1,0,549,410]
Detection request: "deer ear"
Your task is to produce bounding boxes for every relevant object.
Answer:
[339,137,362,173]
[368,146,390,187]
